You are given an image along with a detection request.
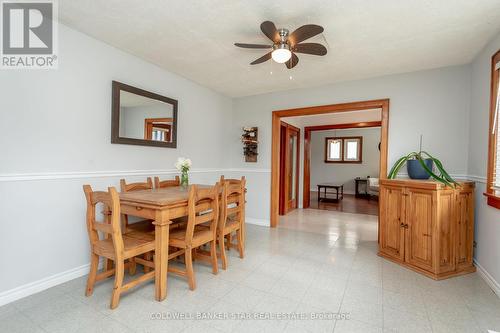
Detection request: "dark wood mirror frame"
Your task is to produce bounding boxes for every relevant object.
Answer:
[111,80,178,148]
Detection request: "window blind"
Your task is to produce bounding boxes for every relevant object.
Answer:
[494,61,500,190]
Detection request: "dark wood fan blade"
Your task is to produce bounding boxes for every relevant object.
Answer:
[250,52,272,65]
[293,43,327,56]
[285,53,299,69]
[288,24,324,45]
[260,21,280,43]
[235,43,272,49]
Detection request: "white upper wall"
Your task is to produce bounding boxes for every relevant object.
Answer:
[467,32,500,292]
[232,64,472,173]
[230,64,472,221]
[310,128,381,194]
[0,24,232,294]
[0,24,233,175]
[468,33,500,178]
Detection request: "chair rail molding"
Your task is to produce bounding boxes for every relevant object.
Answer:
[0,168,271,182]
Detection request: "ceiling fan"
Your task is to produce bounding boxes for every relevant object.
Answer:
[235,21,327,69]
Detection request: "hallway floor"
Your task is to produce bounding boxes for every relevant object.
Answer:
[1,210,499,332]
[309,192,379,216]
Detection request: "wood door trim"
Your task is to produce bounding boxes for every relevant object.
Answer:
[279,121,301,215]
[290,126,300,212]
[304,121,382,208]
[271,100,389,227]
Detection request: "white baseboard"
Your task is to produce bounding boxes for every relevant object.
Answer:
[0,262,95,307]
[246,218,270,227]
[474,259,500,299]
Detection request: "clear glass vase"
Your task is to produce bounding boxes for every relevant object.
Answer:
[180,170,189,187]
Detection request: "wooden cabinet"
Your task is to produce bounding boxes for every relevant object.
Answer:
[378,179,475,280]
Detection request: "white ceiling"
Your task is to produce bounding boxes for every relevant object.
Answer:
[59,0,500,97]
[284,109,381,127]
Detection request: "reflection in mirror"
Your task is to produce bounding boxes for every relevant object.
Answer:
[118,91,174,142]
[112,81,178,148]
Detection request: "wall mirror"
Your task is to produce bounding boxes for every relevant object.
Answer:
[111,81,178,148]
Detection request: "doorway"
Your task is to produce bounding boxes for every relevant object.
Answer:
[270,99,390,228]
[279,122,300,215]
[304,121,381,214]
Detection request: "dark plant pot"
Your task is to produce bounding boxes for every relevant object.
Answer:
[407,159,433,180]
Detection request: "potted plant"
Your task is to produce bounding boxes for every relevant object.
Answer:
[388,136,457,187]
[175,157,192,187]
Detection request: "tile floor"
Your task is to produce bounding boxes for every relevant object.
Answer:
[1,209,500,332]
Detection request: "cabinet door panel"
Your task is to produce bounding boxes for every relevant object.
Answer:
[406,189,434,272]
[437,191,455,274]
[456,191,473,269]
[379,185,405,261]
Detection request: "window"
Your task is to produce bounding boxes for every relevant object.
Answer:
[326,138,342,161]
[486,50,500,209]
[325,136,362,163]
[345,138,362,161]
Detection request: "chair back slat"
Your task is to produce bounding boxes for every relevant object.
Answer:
[226,206,241,216]
[120,177,153,192]
[119,178,153,231]
[83,185,124,253]
[93,222,114,234]
[219,177,246,231]
[195,211,215,225]
[154,176,180,189]
[185,184,219,245]
[220,175,246,185]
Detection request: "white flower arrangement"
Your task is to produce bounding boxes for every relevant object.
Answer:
[175,157,192,172]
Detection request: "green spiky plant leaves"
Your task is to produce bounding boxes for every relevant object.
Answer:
[387,151,458,187]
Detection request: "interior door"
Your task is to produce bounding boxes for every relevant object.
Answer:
[405,188,435,272]
[279,123,300,215]
[379,185,405,260]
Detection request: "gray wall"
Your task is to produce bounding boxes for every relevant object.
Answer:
[310,128,381,194]
[0,23,232,297]
[231,65,472,221]
[2,21,499,304]
[468,32,500,291]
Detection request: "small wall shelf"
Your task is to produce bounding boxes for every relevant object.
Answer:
[242,127,258,162]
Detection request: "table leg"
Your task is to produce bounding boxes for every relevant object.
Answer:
[154,211,170,301]
[317,186,320,202]
[336,187,339,201]
[341,186,344,200]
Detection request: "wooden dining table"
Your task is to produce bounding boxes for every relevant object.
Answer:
[118,184,245,302]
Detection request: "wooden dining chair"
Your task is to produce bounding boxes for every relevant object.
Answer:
[168,184,220,290]
[154,175,180,188]
[119,178,154,233]
[218,177,246,270]
[83,185,155,309]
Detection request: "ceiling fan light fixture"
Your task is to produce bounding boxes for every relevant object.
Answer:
[271,44,292,63]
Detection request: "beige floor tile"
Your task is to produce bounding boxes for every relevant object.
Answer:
[340,295,383,328]
[3,209,497,333]
[344,280,383,305]
[383,306,432,333]
[334,318,383,333]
